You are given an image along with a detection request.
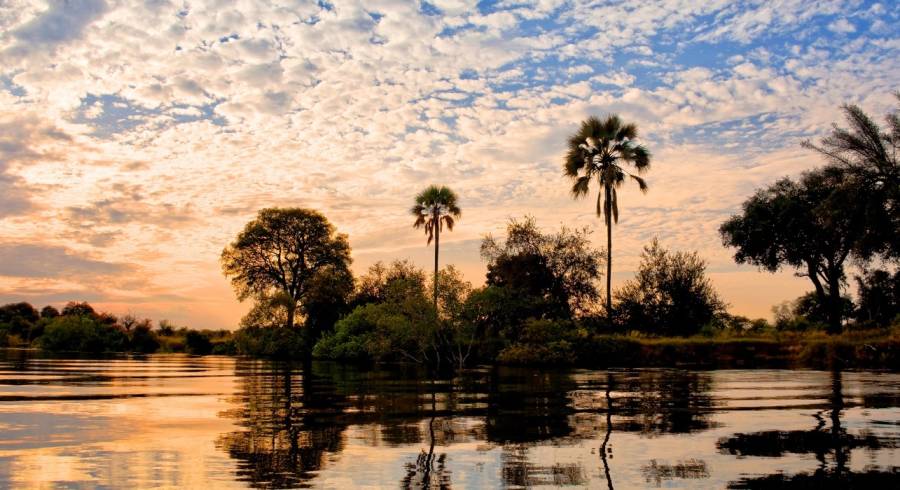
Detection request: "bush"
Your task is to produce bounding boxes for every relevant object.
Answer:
[129,324,160,353]
[185,331,213,355]
[233,326,307,359]
[38,315,128,353]
[313,304,399,362]
[614,240,726,336]
[313,297,437,364]
[497,319,585,365]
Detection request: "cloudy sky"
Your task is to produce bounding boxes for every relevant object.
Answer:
[0,0,897,328]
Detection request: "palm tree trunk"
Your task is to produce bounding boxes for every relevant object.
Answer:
[433,214,440,312]
[605,185,613,316]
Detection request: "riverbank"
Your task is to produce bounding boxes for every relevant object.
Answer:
[562,331,900,370]
[5,327,898,371]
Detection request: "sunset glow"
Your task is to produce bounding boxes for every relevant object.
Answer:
[1,0,897,327]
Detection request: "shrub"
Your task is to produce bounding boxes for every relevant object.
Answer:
[129,324,160,353]
[614,240,726,336]
[497,319,585,365]
[185,330,213,355]
[38,315,128,353]
[233,326,307,359]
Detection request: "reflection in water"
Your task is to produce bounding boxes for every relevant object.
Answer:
[400,390,451,489]
[501,446,585,486]
[641,459,709,486]
[721,370,900,489]
[216,362,347,488]
[2,351,899,489]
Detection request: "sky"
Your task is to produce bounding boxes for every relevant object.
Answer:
[0,0,898,329]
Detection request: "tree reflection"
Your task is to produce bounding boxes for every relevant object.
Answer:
[401,388,452,489]
[216,361,347,489]
[613,369,717,435]
[215,363,722,489]
[484,368,579,443]
[641,459,709,487]
[721,370,900,489]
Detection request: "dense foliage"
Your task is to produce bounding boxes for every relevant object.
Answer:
[614,240,726,336]
[221,208,353,330]
[721,98,899,333]
[0,300,233,355]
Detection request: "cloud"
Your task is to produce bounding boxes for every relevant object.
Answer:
[0,112,76,216]
[0,0,897,327]
[827,17,856,34]
[0,243,132,279]
[4,0,108,57]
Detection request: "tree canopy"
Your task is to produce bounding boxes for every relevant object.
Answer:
[615,239,726,336]
[221,208,352,330]
[803,95,899,260]
[719,166,867,333]
[481,216,602,318]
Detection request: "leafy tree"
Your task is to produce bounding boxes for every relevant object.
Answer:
[352,260,426,307]
[129,322,160,353]
[564,115,651,313]
[720,166,868,333]
[803,95,899,260]
[315,280,438,365]
[457,285,537,360]
[40,305,59,319]
[221,208,352,331]
[300,264,354,339]
[61,301,97,318]
[38,315,128,353]
[120,314,151,333]
[314,261,445,366]
[157,319,175,336]
[854,269,900,326]
[481,217,602,318]
[185,331,213,355]
[0,302,39,337]
[431,266,474,369]
[411,185,461,309]
[614,240,726,336]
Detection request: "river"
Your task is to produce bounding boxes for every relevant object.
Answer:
[0,350,898,488]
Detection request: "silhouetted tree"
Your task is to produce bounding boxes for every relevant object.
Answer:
[720,167,867,333]
[803,95,899,260]
[40,305,59,319]
[0,302,39,337]
[185,330,213,355]
[221,208,352,331]
[481,216,602,318]
[564,115,651,314]
[411,185,461,310]
[854,269,900,326]
[615,239,726,336]
[61,301,97,318]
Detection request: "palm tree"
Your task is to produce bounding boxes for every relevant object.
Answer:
[564,115,651,315]
[411,185,462,310]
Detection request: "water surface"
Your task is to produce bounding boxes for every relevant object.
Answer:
[1,350,898,488]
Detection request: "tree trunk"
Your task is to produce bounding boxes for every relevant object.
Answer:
[285,301,296,329]
[605,185,613,317]
[433,214,440,312]
[826,273,843,335]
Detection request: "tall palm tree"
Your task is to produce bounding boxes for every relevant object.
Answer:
[411,185,462,310]
[564,115,651,314]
